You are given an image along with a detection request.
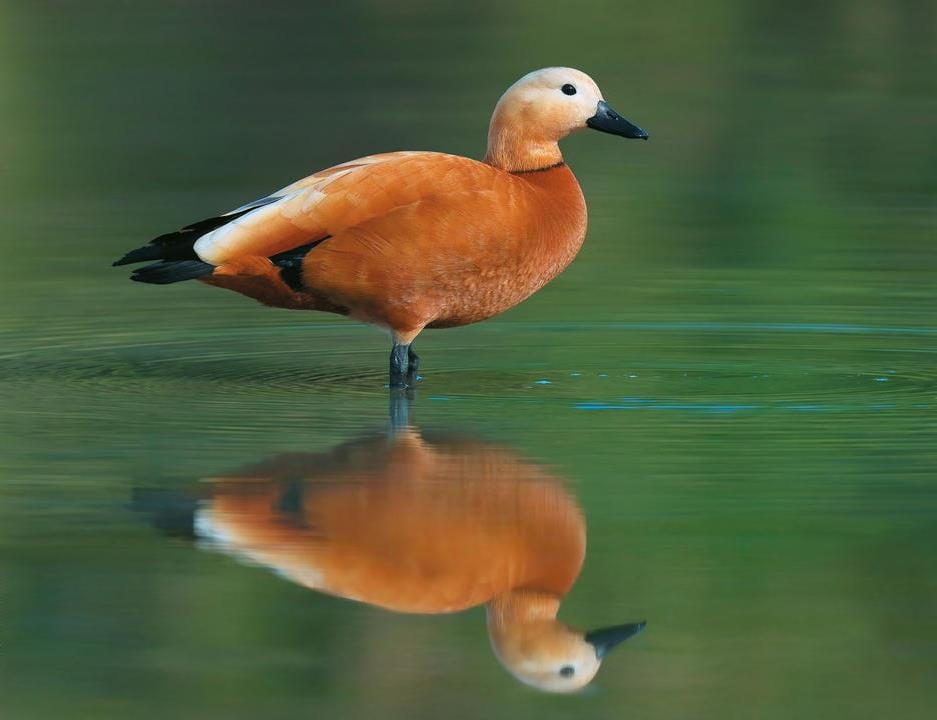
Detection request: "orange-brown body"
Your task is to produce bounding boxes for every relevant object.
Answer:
[202,155,586,341]
[197,429,585,614]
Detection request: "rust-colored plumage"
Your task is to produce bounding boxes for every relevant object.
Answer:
[136,424,644,692]
[195,429,585,614]
[114,68,647,385]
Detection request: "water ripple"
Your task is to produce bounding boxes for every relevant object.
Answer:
[1,321,935,418]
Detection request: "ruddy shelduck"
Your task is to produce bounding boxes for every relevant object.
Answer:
[135,427,645,692]
[114,67,648,386]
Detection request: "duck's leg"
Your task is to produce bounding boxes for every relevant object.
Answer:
[389,342,411,389]
[389,329,423,388]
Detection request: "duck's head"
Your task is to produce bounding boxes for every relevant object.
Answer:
[487,592,645,693]
[486,67,648,172]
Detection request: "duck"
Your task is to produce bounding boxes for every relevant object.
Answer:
[134,425,645,692]
[114,67,648,387]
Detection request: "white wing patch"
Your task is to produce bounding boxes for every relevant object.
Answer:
[193,196,296,264]
[194,506,327,591]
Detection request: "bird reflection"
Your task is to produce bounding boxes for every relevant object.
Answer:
[135,411,644,692]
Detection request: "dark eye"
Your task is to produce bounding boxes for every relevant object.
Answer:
[559,665,575,678]
[561,84,577,96]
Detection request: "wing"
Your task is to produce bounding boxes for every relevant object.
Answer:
[192,151,501,265]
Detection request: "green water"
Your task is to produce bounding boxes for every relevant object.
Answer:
[2,1,936,718]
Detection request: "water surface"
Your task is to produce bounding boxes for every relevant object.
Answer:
[2,2,936,718]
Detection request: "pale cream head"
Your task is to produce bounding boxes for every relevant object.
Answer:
[485,67,601,172]
[488,616,604,693]
[486,590,646,692]
[484,67,647,172]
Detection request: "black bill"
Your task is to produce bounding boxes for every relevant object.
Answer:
[585,620,647,659]
[586,100,648,140]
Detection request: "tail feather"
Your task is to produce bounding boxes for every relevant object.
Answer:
[130,488,199,540]
[130,260,214,284]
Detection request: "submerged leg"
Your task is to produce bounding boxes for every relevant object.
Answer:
[389,342,410,389]
[388,386,414,429]
[388,329,424,389]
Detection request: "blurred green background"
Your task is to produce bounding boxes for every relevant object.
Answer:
[1,1,935,718]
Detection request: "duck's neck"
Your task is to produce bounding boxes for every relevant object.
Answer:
[485,590,570,670]
[486,589,562,628]
[484,109,563,173]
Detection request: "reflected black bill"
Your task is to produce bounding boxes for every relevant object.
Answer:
[585,620,647,659]
[586,100,648,140]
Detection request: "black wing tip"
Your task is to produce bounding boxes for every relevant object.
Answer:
[113,212,246,269]
[112,234,199,266]
[114,202,280,270]
[113,246,161,266]
[129,259,215,284]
